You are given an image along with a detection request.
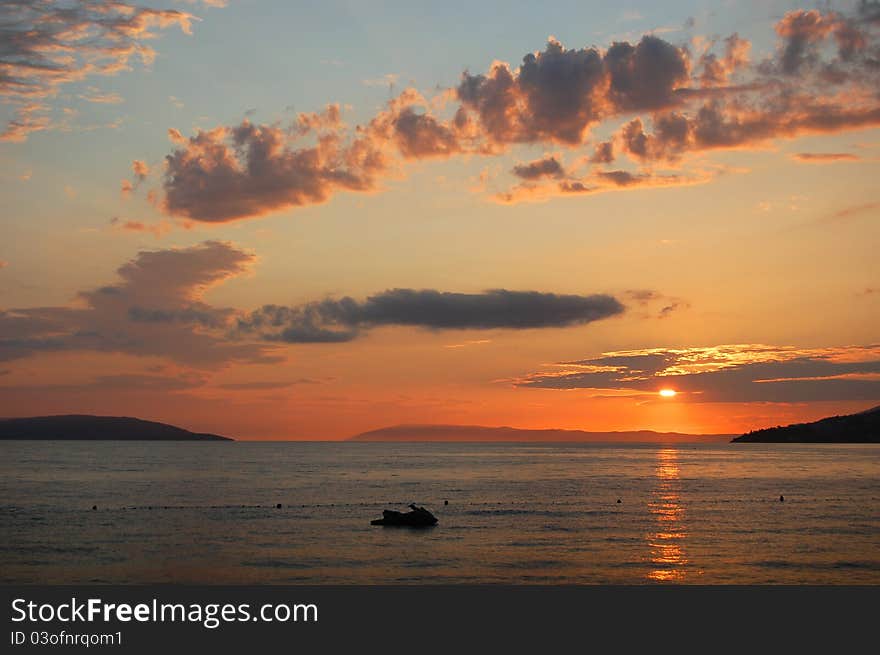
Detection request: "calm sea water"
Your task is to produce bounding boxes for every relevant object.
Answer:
[1,442,878,584]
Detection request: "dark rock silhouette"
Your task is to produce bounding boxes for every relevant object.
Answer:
[732,405,880,443]
[371,504,438,527]
[0,415,232,441]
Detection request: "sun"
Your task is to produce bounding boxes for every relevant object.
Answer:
[659,388,677,398]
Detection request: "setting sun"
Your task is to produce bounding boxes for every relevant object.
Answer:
[659,389,677,398]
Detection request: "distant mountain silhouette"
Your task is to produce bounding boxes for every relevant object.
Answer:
[732,405,880,443]
[349,424,733,443]
[0,415,232,441]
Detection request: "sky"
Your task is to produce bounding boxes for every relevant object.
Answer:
[1,0,878,439]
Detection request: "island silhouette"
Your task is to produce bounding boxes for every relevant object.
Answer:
[349,424,733,443]
[732,405,880,443]
[0,415,232,441]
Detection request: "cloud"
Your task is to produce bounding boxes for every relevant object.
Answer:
[132,160,150,181]
[121,160,151,195]
[386,106,462,159]
[3,373,207,394]
[511,156,565,180]
[78,90,124,105]
[216,379,320,390]
[0,1,200,142]
[791,152,861,163]
[161,106,389,221]
[237,289,625,343]
[142,4,880,221]
[824,201,880,222]
[513,344,880,403]
[697,34,751,87]
[0,241,278,367]
[110,217,172,238]
[456,36,689,146]
[589,141,615,163]
[494,167,713,204]
[620,7,880,163]
[0,103,52,143]
[624,289,689,319]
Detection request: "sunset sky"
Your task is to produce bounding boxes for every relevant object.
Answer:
[1,0,878,438]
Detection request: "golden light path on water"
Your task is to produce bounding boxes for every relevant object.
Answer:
[647,448,689,582]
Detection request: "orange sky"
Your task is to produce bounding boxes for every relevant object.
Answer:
[1,1,878,438]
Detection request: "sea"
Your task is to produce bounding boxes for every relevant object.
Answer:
[1,441,878,584]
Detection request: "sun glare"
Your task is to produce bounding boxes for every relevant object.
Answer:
[659,389,677,398]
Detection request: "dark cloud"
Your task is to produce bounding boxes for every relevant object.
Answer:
[388,107,462,159]
[457,36,689,146]
[0,241,278,367]
[495,166,707,203]
[515,345,880,403]
[861,0,880,23]
[792,152,860,162]
[589,141,615,163]
[612,8,880,163]
[511,156,565,180]
[238,289,625,343]
[620,101,880,162]
[775,10,841,74]
[597,170,645,187]
[604,36,690,111]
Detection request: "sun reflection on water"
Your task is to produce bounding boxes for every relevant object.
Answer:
[647,448,689,582]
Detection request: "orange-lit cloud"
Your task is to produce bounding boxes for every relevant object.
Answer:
[120,160,151,196]
[514,344,880,403]
[696,34,751,87]
[0,1,201,142]
[109,217,172,238]
[139,4,880,223]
